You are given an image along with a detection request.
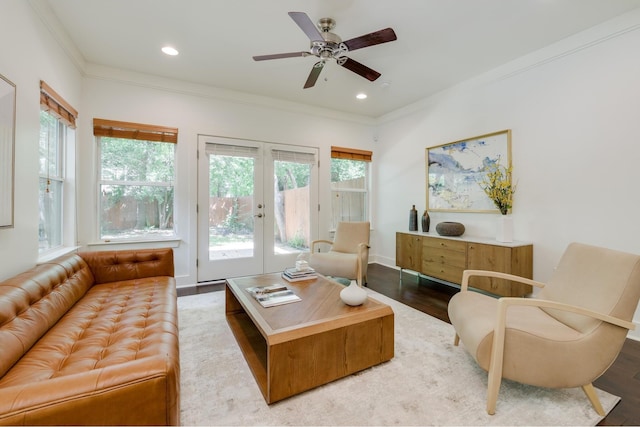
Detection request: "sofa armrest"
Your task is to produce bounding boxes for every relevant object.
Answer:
[79,248,174,285]
[0,356,179,426]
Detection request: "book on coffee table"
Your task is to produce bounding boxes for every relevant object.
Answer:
[246,284,301,308]
[282,267,317,282]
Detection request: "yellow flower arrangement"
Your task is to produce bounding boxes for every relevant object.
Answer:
[479,163,515,215]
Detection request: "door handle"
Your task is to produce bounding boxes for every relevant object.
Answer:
[255,213,263,218]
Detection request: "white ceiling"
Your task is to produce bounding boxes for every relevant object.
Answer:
[41,0,640,118]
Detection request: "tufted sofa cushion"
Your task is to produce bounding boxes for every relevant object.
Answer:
[0,278,177,387]
[0,249,179,426]
[0,255,94,379]
[79,248,174,285]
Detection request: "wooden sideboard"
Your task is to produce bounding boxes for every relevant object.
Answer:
[396,231,533,297]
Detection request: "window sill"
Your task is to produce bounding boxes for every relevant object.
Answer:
[38,246,81,264]
[86,238,182,249]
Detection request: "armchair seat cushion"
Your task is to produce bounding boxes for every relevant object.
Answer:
[309,251,358,279]
[449,290,626,388]
[308,222,370,284]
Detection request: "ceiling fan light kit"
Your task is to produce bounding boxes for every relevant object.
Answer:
[253,11,397,89]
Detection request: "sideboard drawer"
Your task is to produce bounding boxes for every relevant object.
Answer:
[422,247,466,268]
[422,237,466,253]
[422,262,465,284]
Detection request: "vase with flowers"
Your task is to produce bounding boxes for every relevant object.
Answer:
[479,162,516,242]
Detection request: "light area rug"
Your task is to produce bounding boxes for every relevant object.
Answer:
[178,290,619,426]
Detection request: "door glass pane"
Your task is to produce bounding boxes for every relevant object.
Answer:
[272,150,314,255]
[208,149,256,260]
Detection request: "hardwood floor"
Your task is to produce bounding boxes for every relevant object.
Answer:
[365,263,640,426]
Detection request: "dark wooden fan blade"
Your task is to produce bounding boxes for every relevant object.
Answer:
[343,28,397,52]
[288,12,323,41]
[253,51,309,61]
[304,62,324,89]
[339,57,381,81]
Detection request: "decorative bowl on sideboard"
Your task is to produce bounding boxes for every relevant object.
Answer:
[435,221,465,237]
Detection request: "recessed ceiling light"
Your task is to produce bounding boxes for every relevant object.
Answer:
[356,93,367,100]
[162,46,179,56]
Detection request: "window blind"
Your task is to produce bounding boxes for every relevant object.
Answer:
[271,149,316,165]
[331,146,372,162]
[40,81,78,129]
[93,118,178,143]
[205,143,259,158]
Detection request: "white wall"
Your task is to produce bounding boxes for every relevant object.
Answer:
[373,10,640,339]
[0,0,83,278]
[76,69,375,286]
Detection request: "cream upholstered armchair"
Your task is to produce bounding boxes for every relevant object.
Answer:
[448,242,640,415]
[308,221,370,285]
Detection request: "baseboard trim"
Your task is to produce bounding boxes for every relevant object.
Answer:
[178,280,225,297]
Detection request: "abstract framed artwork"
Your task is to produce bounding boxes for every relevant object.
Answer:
[426,129,511,212]
[0,73,16,228]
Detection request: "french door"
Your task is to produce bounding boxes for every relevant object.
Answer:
[197,135,318,281]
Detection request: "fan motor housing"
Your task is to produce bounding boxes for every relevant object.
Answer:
[322,31,342,44]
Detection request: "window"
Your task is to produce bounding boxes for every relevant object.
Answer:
[330,146,372,229]
[39,81,77,253]
[94,119,177,241]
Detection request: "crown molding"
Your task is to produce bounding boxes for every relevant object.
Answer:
[28,0,86,74]
[84,64,376,126]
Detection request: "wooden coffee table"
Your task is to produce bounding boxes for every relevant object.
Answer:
[225,273,394,404]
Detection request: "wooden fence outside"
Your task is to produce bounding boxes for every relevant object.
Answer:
[103,178,363,245]
[208,187,310,246]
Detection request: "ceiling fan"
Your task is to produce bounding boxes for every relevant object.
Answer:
[253,12,397,89]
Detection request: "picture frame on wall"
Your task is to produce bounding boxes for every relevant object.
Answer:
[0,73,16,228]
[426,129,512,212]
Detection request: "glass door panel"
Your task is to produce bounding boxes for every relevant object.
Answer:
[197,137,263,280]
[197,137,317,281]
[264,146,318,273]
[207,149,255,260]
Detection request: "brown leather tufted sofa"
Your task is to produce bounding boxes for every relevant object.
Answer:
[0,248,179,426]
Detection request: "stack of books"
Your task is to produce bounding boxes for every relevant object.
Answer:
[282,267,317,282]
